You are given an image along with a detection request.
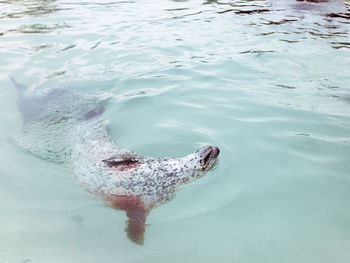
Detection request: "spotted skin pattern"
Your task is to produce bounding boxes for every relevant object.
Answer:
[70,119,219,244]
[11,77,220,245]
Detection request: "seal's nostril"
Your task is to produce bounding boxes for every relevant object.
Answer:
[211,147,220,158]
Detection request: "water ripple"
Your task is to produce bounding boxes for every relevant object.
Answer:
[1,0,350,259]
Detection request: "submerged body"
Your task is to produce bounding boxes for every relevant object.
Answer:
[11,77,220,244]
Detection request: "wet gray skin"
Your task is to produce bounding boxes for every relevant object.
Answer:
[10,77,220,245]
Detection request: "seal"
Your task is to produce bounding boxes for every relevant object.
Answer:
[10,77,220,244]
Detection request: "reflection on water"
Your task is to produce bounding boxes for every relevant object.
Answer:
[18,23,70,34]
[0,0,70,36]
[1,0,349,44]
[196,0,349,50]
[0,0,62,18]
[214,0,350,50]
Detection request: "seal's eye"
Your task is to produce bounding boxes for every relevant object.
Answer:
[102,158,139,168]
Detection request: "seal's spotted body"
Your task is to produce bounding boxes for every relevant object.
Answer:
[71,119,219,243]
[11,77,220,244]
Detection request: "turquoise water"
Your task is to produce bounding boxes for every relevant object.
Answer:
[1,0,350,262]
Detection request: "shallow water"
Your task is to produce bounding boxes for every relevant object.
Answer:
[1,0,350,262]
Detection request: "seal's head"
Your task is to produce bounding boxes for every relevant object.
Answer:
[195,145,220,172]
[103,145,220,201]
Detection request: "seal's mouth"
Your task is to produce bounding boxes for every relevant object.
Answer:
[199,145,220,171]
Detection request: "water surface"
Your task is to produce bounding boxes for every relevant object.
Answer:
[1,0,350,262]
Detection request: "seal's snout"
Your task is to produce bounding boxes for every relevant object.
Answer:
[199,145,220,170]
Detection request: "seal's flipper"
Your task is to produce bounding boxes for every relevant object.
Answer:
[102,157,139,168]
[9,75,29,94]
[10,76,66,123]
[102,150,144,167]
[10,76,40,123]
[126,206,148,245]
[77,104,105,121]
[107,194,149,245]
